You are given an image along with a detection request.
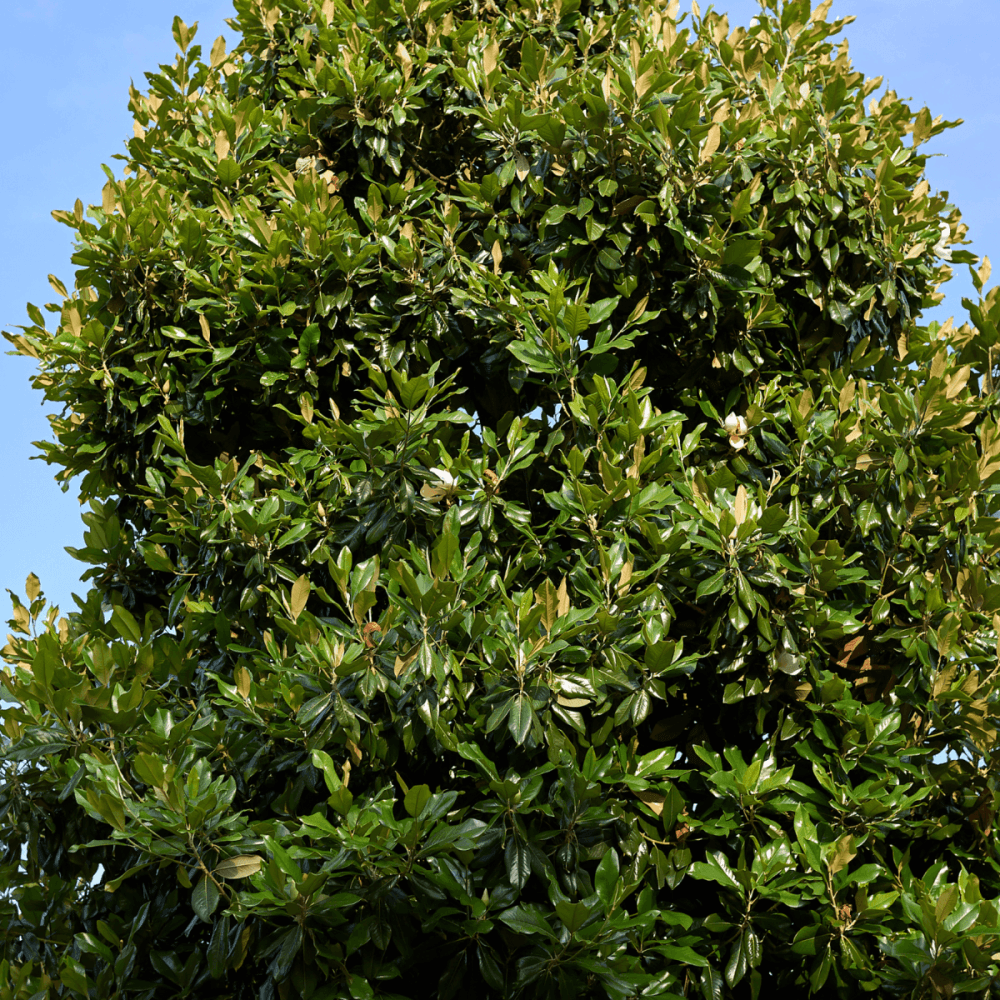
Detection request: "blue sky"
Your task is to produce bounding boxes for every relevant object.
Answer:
[2,0,998,619]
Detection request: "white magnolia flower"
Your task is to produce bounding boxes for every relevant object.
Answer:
[724,412,749,450]
[724,413,748,436]
[932,221,952,261]
[420,467,462,504]
[429,466,456,486]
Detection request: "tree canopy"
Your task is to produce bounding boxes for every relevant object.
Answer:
[4,0,1000,997]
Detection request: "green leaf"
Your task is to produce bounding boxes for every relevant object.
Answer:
[724,927,751,987]
[555,899,592,933]
[723,240,761,269]
[505,839,531,890]
[217,158,241,184]
[700,966,725,1000]
[404,784,432,818]
[498,904,556,938]
[509,693,533,745]
[110,606,142,643]
[266,835,303,881]
[192,874,220,921]
[856,500,880,535]
[274,521,311,548]
[562,303,590,338]
[59,957,92,998]
[486,695,514,734]
[4,739,73,761]
[658,944,710,967]
[690,851,742,892]
[595,847,620,908]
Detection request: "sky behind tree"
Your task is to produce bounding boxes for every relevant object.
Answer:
[2,0,997,619]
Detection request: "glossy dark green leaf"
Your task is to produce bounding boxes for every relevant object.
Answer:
[191,874,220,922]
[509,693,533,744]
[505,839,531,891]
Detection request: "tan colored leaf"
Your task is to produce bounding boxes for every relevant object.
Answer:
[394,646,419,677]
[534,579,560,633]
[978,418,1000,481]
[797,388,814,420]
[25,574,40,602]
[289,574,310,623]
[734,485,748,526]
[214,855,263,879]
[979,256,992,287]
[210,35,227,67]
[101,183,117,215]
[199,315,211,343]
[700,123,721,163]
[215,131,231,161]
[838,380,856,414]
[636,65,656,102]
[483,37,499,77]
[556,576,570,619]
[811,0,833,21]
[629,36,640,73]
[828,834,857,875]
[235,666,251,700]
[912,106,932,146]
[617,560,633,596]
[491,239,502,275]
[627,293,649,325]
[299,392,314,424]
[514,151,530,182]
[396,41,413,83]
[793,681,812,701]
[935,612,961,662]
[628,434,645,479]
[946,366,971,399]
[713,13,728,45]
[635,790,665,815]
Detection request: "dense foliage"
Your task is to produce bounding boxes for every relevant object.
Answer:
[5,0,1000,996]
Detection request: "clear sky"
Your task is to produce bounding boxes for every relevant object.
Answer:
[2,0,998,620]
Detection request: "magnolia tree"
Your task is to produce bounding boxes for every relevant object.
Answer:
[4,0,1000,997]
